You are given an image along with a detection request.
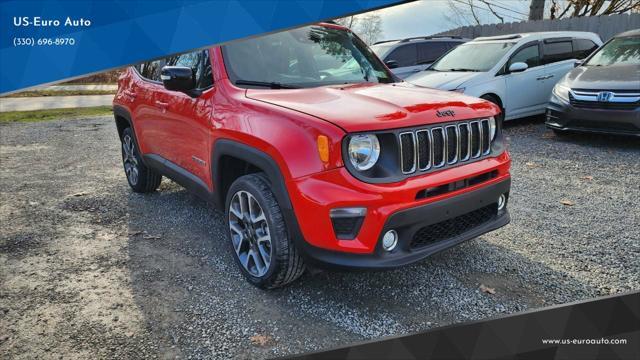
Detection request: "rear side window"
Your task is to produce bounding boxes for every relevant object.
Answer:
[543,40,574,64]
[417,42,449,64]
[386,44,417,67]
[508,43,541,68]
[573,39,598,59]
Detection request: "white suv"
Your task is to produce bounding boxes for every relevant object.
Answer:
[405,32,603,121]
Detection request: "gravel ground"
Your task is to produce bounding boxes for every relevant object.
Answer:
[1,116,638,359]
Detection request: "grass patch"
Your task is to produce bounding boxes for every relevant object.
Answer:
[0,106,113,123]
[2,90,116,98]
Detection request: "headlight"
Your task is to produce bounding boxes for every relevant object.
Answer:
[553,83,571,102]
[348,134,380,171]
[488,116,496,141]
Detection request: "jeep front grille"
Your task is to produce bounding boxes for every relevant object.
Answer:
[399,119,492,174]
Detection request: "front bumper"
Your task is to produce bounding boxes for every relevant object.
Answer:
[545,93,640,137]
[286,152,511,269]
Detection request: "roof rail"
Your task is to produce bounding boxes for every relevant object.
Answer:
[475,34,522,41]
[399,35,464,42]
[373,35,466,45]
[373,39,400,45]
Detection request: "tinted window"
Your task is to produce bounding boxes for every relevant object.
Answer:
[573,39,598,59]
[136,51,213,88]
[166,52,201,76]
[508,43,540,68]
[199,50,214,88]
[543,40,574,64]
[137,60,164,81]
[386,44,417,67]
[417,42,449,64]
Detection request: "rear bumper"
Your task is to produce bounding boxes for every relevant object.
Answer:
[545,94,640,137]
[297,178,510,269]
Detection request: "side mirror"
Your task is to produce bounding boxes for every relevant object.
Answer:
[508,62,528,73]
[574,59,583,68]
[384,60,399,69]
[161,66,201,97]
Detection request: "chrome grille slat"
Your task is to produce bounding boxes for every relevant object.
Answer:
[431,127,445,168]
[445,125,458,164]
[399,132,417,174]
[458,123,471,161]
[398,119,491,176]
[416,130,432,171]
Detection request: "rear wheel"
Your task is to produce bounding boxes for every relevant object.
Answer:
[121,127,162,193]
[225,173,305,289]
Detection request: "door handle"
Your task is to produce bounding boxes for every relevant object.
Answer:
[536,76,546,81]
[546,74,554,79]
[155,100,169,107]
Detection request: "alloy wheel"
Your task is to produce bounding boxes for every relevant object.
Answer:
[228,190,272,277]
[122,134,139,185]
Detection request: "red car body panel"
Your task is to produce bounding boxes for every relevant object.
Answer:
[113,36,511,263]
[246,82,500,133]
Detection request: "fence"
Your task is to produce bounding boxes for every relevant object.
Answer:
[436,13,640,41]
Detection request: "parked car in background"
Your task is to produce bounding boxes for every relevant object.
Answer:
[405,32,603,121]
[371,36,468,78]
[546,29,640,137]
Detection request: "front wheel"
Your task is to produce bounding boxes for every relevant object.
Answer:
[225,174,305,289]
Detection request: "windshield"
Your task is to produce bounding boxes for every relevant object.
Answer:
[585,35,640,66]
[431,42,516,72]
[222,25,395,88]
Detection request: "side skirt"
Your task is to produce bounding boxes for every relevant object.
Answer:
[143,154,217,206]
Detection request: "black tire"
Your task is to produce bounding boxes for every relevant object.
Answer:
[481,94,505,123]
[120,127,162,193]
[225,173,305,289]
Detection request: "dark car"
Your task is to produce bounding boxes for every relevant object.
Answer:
[546,29,640,137]
[371,36,469,78]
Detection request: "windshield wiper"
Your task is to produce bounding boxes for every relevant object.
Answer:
[443,68,480,72]
[235,80,300,89]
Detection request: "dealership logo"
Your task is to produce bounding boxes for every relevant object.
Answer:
[597,91,614,102]
[436,110,455,117]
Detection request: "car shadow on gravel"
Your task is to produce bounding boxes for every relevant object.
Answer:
[503,115,639,150]
[123,181,605,359]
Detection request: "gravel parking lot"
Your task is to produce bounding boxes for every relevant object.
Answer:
[1,116,638,359]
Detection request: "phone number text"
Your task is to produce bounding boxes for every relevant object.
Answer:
[13,37,76,46]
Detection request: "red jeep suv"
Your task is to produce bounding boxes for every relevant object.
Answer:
[113,23,511,288]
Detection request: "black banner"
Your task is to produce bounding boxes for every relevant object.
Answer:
[285,291,639,360]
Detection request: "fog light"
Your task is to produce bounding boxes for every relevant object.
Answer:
[382,230,398,251]
[498,194,506,210]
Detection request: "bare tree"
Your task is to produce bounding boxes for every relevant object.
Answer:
[550,0,640,19]
[334,12,383,45]
[445,0,526,26]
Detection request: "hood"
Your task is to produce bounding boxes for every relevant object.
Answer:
[404,70,481,90]
[245,82,498,133]
[564,64,640,90]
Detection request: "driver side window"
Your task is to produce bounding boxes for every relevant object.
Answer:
[508,44,540,69]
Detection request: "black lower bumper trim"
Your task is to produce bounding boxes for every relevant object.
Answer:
[298,178,511,270]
